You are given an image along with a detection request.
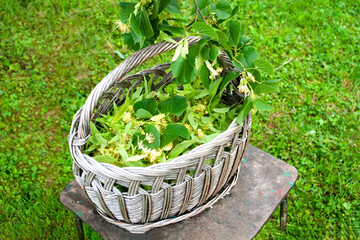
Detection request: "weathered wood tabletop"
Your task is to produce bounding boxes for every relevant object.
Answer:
[60,145,298,240]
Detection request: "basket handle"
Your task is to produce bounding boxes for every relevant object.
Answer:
[77,36,235,139]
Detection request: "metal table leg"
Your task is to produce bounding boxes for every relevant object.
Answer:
[280,197,288,231]
[74,213,85,240]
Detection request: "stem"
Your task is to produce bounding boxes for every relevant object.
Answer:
[193,0,207,23]
[233,57,247,72]
[275,58,295,71]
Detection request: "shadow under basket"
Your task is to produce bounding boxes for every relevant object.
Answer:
[68,36,252,234]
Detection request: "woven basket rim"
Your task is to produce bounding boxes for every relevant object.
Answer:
[71,111,244,171]
[70,111,250,175]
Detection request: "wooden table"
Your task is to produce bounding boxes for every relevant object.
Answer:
[60,145,298,240]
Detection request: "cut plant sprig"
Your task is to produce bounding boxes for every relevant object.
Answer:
[91,0,280,165]
[86,77,240,166]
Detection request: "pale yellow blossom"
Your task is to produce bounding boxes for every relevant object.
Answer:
[163,142,173,151]
[160,118,168,125]
[128,105,134,113]
[196,104,206,113]
[145,133,155,144]
[238,85,250,95]
[247,71,255,82]
[121,132,130,143]
[122,112,132,123]
[114,19,130,33]
[138,140,162,163]
[197,129,205,139]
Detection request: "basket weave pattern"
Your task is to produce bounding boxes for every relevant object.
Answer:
[69,36,252,233]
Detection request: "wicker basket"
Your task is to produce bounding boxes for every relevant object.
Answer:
[68,36,252,234]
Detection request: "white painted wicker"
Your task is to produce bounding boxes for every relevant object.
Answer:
[68,36,252,233]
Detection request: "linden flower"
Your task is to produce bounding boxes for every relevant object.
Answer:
[185,123,192,131]
[114,19,130,33]
[197,129,205,139]
[138,140,162,163]
[122,112,131,123]
[247,72,255,82]
[147,149,162,163]
[215,67,223,76]
[121,132,130,143]
[128,105,134,113]
[138,141,146,151]
[145,133,155,144]
[163,142,173,151]
[103,144,120,159]
[209,67,223,80]
[238,85,250,95]
[109,127,117,135]
[196,104,206,113]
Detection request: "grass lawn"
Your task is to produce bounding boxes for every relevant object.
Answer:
[0,0,359,239]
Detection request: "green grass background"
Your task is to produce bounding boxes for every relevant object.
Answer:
[0,0,359,239]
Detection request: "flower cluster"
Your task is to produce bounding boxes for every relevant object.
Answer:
[114,19,130,33]
[197,129,205,139]
[238,72,256,96]
[122,112,132,123]
[209,67,223,80]
[138,141,162,163]
[246,72,255,82]
[145,133,155,143]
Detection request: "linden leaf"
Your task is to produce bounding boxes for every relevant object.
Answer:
[161,124,190,147]
[158,95,188,116]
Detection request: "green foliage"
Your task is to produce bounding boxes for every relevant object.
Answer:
[198,63,210,88]
[112,97,130,123]
[160,124,190,147]
[133,97,157,115]
[253,59,274,75]
[195,0,210,10]
[168,139,197,158]
[192,22,218,39]
[93,155,118,163]
[253,99,272,112]
[158,95,188,116]
[236,98,253,125]
[85,79,240,166]
[170,56,197,84]
[226,20,243,47]
[250,79,281,94]
[116,0,279,121]
[214,0,232,19]
[136,108,153,119]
